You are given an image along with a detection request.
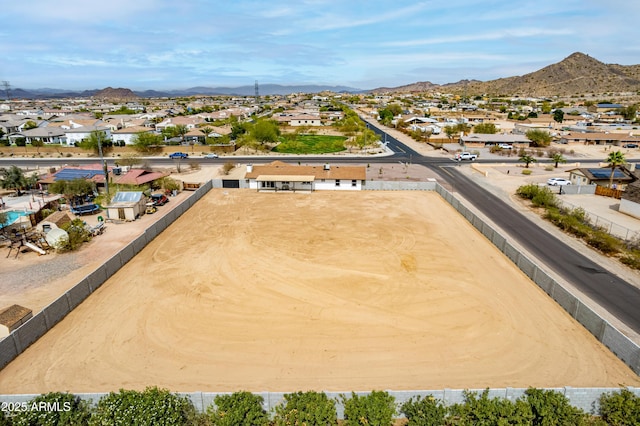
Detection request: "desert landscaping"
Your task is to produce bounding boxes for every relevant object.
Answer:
[0,189,638,394]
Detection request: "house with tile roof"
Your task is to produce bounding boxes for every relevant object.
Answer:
[244,161,366,191]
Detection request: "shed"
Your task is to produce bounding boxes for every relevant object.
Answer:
[37,210,73,233]
[105,191,146,221]
[0,305,33,338]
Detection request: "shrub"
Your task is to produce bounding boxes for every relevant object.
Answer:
[0,411,8,426]
[274,391,337,426]
[58,218,91,251]
[10,392,91,426]
[523,388,588,425]
[599,388,640,425]
[400,395,446,426]
[587,230,621,254]
[521,168,532,175]
[207,391,268,426]
[342,391,396,426]
[222,162,235,175]
[89,387,198,426]
[620,250,640,270]
[448,389,532,425]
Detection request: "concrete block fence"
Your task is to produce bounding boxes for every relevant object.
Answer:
[434,183,640,376]
[1,179,639,408]
[0,184,213,371]
[1,388,639,417]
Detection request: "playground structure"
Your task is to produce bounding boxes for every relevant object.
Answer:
[4,229,50,258]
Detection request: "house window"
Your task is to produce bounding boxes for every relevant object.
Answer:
[335,180,340,187]
[352,180,357,187]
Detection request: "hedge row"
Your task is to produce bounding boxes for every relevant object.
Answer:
[1,387,639,425]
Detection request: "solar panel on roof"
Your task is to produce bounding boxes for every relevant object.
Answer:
[54,169,104,181]
[588,169,626,179]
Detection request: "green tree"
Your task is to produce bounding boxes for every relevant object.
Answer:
[175,124,189,144]
[208,391,268,426]
[551,152,567,168]
[79,130,112,155]
[23,120,38,130]
[553,109,565,123]
[606,150,627,188]
[342,391,396,426]
[473,122,498,134]
[541,101,552,114]
[401,395,447,426]
[49,178,96,206]
[444,125,457,142]
[599,388,640,425]
[252,119,280,144]
[90,387,199,426]
[618,104,638,121]
[526,129,552,147]
[274,391,337,426]
[30,138,44,153]
[0,165,27,195]
[519,153,537,168]
[132,131,163,154]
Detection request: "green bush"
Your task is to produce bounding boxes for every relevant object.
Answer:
[58,218,91,251]
[620,251,640,270]
[0,410,9,426]
[516,184,558,208]
[587,230,621,254]
[523,388,588,425]
[207,391,268,426]
[521,168,532,175]
[400,395,446,426]
[10,392,91,426]
[342,391,396,426]
[599,388,640,425]
[274,391,337,426]
[89,387,198,426]
[448,389,532,425]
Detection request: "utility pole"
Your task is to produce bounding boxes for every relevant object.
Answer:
[97,131,110,205]
[1,81,10,100]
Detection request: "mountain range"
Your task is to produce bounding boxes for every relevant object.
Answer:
[7,52,640,99]
[372,52,640,97]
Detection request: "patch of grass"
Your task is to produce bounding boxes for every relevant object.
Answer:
[273,134,347,154]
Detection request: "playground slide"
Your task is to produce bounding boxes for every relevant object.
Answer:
[24,242,46,255]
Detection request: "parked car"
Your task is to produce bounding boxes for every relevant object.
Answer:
[547,177,571,186]
[145,202,157,214]
[169,152,188,159]
[498,144,513,150]
[623,143,638,148]
[150,193,169,206]
[204,153,219,158]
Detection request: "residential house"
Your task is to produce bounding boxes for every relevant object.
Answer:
[566,167,636,190]
[111,126,155,145]
[244,161,366,191]
[113,169,167,187]
[559,132,640,146]
[459,133,530,148]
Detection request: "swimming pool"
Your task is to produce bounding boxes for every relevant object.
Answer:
[1,210,34,227]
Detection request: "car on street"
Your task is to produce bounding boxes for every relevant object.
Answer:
[204,153,219,158]
[169,152,188,159]
[150,193,169,206]
[498,144,513,150]
[547,177,571,186]
[454,152,478,161]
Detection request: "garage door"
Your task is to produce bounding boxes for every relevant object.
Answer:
[222,180,240,188]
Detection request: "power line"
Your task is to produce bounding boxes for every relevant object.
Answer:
[1,81,10,100]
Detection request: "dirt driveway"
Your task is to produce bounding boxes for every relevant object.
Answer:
[0,190,637,393]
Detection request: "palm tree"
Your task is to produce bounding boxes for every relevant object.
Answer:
[551,152,566,168]
[605,150,626,188]
[0,165,27,195]
[519,153,537,168]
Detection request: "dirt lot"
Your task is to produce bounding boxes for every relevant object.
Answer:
[0,190,638,394]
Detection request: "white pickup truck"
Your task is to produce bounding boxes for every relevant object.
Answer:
[454,152,478,161]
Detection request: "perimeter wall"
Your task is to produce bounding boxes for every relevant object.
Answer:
[0,179,638,415]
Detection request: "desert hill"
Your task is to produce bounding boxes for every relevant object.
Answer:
[374,53,640,97]
[92,87,139,100]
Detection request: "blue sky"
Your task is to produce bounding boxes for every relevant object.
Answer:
[2,0,639,91]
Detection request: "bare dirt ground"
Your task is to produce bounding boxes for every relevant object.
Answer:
[0,190,638,394]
